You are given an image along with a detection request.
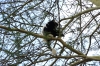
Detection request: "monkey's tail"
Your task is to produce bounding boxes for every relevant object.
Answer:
[46,40,52,50]
[46,40,57,55]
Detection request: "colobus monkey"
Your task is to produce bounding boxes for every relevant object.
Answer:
[43,20,64,50]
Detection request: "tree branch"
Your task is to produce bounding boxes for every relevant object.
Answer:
[0,25,84,55]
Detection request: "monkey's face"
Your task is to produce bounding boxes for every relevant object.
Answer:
[46,20,58,29]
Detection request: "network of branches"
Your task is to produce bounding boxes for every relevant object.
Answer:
[0,0,100,66]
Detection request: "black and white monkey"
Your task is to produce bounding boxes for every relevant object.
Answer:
[43,20,64,50]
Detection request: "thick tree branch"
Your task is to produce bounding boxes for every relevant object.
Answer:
[60,6,100,21]
[0,25,84,55]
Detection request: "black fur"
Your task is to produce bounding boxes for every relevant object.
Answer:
[43,20,64,37]
[43,20,64,50]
